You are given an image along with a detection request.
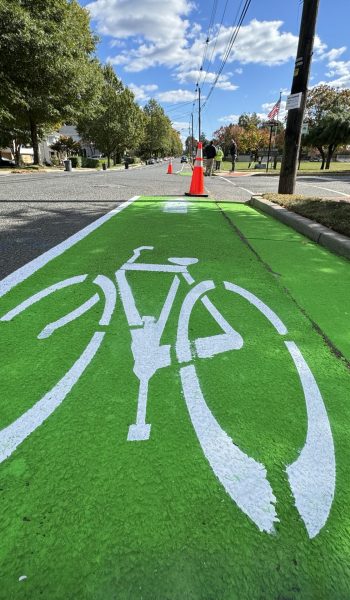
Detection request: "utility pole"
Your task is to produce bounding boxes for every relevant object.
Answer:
[278,0,320,194]
[198,87,202,142]
[191,112,194,161]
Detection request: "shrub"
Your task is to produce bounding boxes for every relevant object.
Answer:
[70,156,82,168]
[82,157,102,169]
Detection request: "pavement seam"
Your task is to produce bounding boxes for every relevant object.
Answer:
[216,201,350,370]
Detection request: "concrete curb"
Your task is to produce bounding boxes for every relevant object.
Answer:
[249,195,350,261]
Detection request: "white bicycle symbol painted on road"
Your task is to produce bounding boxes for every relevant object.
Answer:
[0,246,335,538]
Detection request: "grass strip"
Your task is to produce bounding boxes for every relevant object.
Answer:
[263,193,350,237]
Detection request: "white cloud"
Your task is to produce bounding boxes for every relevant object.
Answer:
[88,0,196,72]
[156,89,198,103]
[90,5,321,75]
[87,0,193,41]
[175,69,238,91]
[321,46,347,62]
[128,83,158,101]
[172,121,189,131]
[212,20,299,66]
[218,114,240,124]
[323,59,350,88]
[235,68,243,75]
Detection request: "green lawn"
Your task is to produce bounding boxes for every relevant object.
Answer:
[263,193,350,237]
[220,160,350,173]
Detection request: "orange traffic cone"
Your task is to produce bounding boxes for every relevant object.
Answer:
[167,159,173,174]
[185,142,208,197]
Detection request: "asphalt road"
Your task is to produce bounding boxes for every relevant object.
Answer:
[0,159,349,279]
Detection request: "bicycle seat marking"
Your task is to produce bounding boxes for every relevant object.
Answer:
[0,245,335,539]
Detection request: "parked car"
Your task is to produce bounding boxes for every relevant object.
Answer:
[181,155,188,163]
[147,158,156,165]
[0,157,15,168]
[309,157,321,162]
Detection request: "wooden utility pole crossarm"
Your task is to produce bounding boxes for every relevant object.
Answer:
[278,0,320,194]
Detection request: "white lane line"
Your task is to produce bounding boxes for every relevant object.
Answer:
[285,341,336,539]
[0,196,140,300]
[300,182,350,197]
[217,176,255,196]
[0,332,105,463]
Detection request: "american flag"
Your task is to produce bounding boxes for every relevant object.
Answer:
[267,97,281,121]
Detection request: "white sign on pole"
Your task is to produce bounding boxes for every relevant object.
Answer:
[286,92,303,110]
[301,123,309,135]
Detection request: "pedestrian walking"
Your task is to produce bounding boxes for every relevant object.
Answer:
[205,140,217,176]
[230,139,237,172]
[215,147,224,171]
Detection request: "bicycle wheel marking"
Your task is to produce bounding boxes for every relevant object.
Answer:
[285,341,336,539]
[0,332,105,464]
[0,275,88,322]
[180,365,278,533]
[38,294,100,339]
[224,282,288,335]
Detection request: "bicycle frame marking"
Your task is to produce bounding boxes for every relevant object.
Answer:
[0,246,336,538]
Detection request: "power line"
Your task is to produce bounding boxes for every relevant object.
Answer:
[201,0,230,90]
[202,0,252,110]
[197,0,219,88]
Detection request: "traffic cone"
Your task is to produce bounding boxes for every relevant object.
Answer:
[167,159,173,174]
[185,142,208,197]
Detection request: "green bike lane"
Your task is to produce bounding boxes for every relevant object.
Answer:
[0,196,349,599]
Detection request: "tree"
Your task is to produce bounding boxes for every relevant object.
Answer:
[238,112,261,129]
[0,0,103,164]
[304,110,350,169]
[141,100,172,157]
[78,65,145,167]
[199,132,209,146]
[50,136,81,159]
[238,125,270,161]
[213,124,244,156]
[170,129,183,156]
[305,85,350,169]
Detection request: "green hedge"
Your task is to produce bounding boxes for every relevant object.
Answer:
[70,156,82,168]
[81,157,106,169]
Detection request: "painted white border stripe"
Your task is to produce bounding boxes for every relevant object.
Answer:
[0,196,140,300]
[217,176,255,196]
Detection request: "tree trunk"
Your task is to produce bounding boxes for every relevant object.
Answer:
[15,142,21,166]
[317,146,325,170]
[29,116,41,165]
[325,144,335,170]
[107,153,111,168]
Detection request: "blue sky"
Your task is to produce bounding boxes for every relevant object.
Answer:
[79,0,350,141]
